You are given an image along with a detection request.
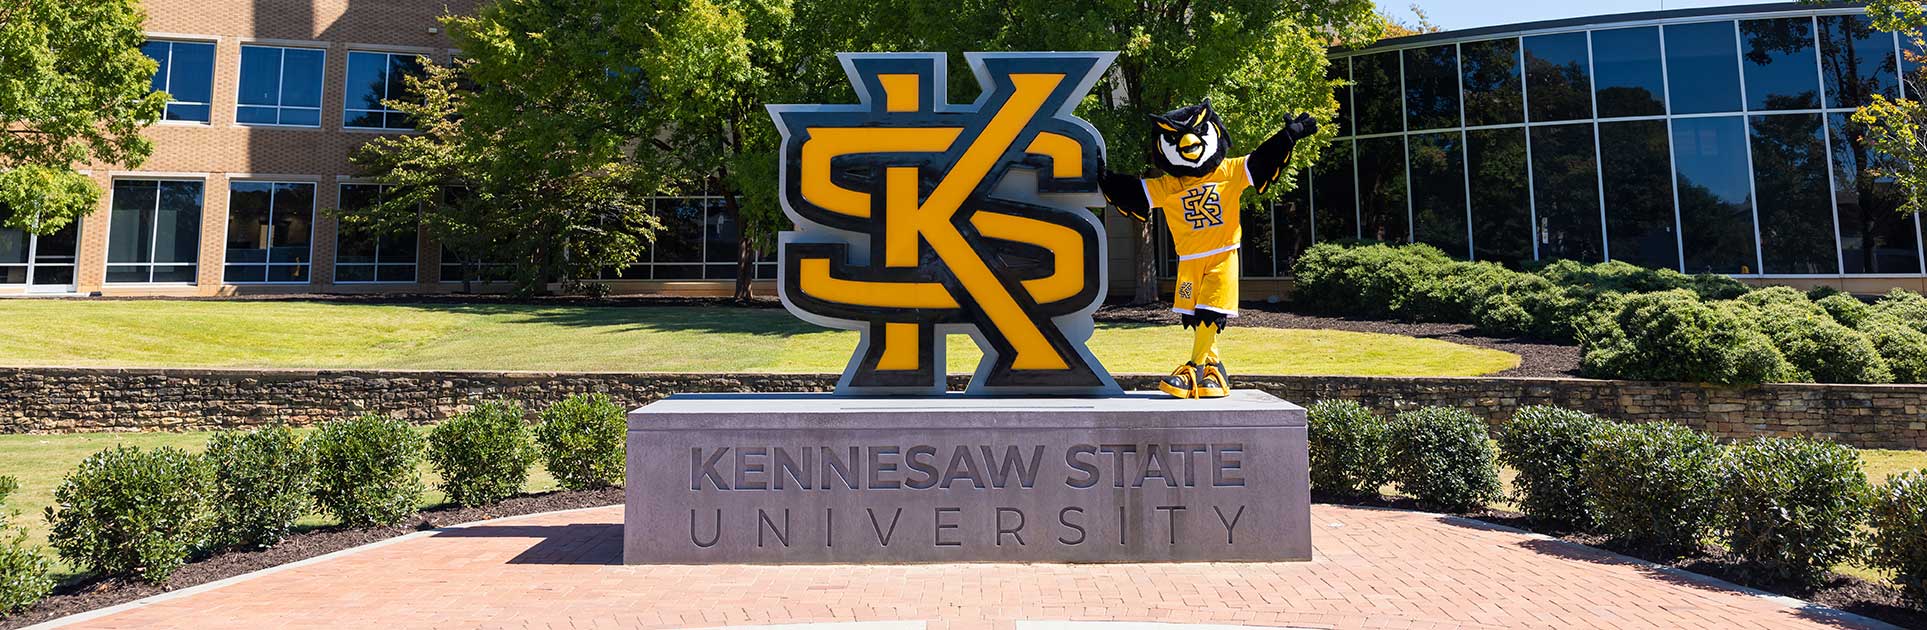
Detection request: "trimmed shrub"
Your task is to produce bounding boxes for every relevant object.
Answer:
[1807,285,1845,301]
[1291,242,1456,319]
[1739,286,1827,318]
[1816,292,1871,328]
[1581,422,1721,556]
[1387,407,1502,513]
[1871,470,1927,598]
[428,401,535,506]
[1755,305,1893,384]
[311,415,425,527]
[1306,400,1392,500]
[535,394,627,491]
[1497,406,1610,531]
[1409,260,1511,323]
[1872,289,1927,334]
[1717,437,1870,584]
[1537,259,1748,300]
[205,426,315,549]
[45,446,213,583]
[1862,318,1927,384]
[1577,290,1793,384]
[0,477,52,614]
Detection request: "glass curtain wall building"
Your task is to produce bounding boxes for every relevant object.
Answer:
[1285,3,1927,282]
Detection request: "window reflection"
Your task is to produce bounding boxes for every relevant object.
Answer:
[1666,21,1744,115]
[1357,136,1409,244]
[1672,116,1758,274]
[1409,132,1467,257]
[1329,60,1352,137]
[1819,14,1900,109]
[1462,38,1523,127]
[1741,18,1822,111]
[1529,124,1603,262]
[1274,175,1315,273]
[1312,139,1357,243]
[1467,128,1533,266]
[1600,120,1680,270]
[1750,114,1837,274]
[1353,52,1401,134]
[1525,32,1592,122]
[1592,27,1667,118]
[1830,113,1923,274]
[1404,45,1460,131]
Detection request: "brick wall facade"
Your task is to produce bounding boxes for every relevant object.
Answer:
[2,367,1923,450]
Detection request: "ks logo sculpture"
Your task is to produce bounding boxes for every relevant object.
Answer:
[769,52,1121,396]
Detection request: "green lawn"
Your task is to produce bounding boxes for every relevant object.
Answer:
[0,300,1520,376]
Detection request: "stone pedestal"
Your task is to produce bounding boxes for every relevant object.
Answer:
[623,390,1309,564]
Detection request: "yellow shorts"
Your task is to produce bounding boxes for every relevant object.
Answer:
[1173,249,1239,318]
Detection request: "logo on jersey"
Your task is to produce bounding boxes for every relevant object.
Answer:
[768,52,1122,396]
[1180,183,1225,229]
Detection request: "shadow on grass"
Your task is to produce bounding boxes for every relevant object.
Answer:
[381,302,1161,338]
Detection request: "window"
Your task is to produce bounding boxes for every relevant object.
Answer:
[1312,139,1357,243]
[1529,124,1604,262]
[1356,136,1408,244]
[1819,15,1899,109]
[1671,116,1758,274]
[1461,38,1523,127]
[1749,113,1836,274]
[1273,179,1315,274]
[1408,132,1467,257]
[1524,32,1592,122]
[1830,113,1923,274]
[702,198,739,279]
[344,51,426,130]
[1466,128,1533,266]
[651,197,705,279]
[1666,22,1744,115]
[107,180,203,283]
[1592,27,1667,118]
[1404,44,1460,131]
[0,222,78,288]
[1599,119,1680,270]
[334,184,419,283]
[1241,197,1277,278]
[237,46,325,127]
[224,182,314,283]
[1329,60,1353,137]
[1352,52,1403,135]
[439,245,515,284]
[1740,18,1821,111]
[141,41,215,123]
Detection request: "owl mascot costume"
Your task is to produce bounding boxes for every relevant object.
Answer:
[1099,99,1317,399]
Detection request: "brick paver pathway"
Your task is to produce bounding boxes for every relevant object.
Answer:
[46,505,1887,630]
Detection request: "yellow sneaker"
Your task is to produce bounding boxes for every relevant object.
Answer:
[1195,362,1229,398]
[1158,362,1199,399]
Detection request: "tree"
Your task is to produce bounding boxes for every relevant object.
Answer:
[346,0,752,295]
[0,0,164,234]
[1850,0,1927,217]
[807,0,1383,303]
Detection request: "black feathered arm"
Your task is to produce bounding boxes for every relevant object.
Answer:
[1098,168,1152,222]
[1246,113,1318,194]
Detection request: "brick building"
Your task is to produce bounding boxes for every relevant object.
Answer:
[8,1,1926,298]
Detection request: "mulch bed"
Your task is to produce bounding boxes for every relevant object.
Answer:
[0,488,624,630]
[1094,302,1583,378]
[1319,493,1927,629]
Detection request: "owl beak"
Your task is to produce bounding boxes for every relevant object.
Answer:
[1178,133,1204,160]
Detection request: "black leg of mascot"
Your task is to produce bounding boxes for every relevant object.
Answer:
[1097,99,1318,398]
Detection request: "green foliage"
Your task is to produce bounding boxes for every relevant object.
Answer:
[1871,469,1927,598]
[1862,318,1927,383]
[0,477,52,614]
[45,446,213,582]
[1577,290,1793,384]
[1497,406,1610,531]
[428,402,535,506]
[1305,400,1392,500]
[310,415,426,527]
[0,0,164,234]
[1386,407,1501,513]
[1739,286,1828,318]
[1850,0,1927,218]
[1582,422,1721,556]
[205,426,315,549]
[1537,259,1748,301]
[1817,292,1872,328]
[534,394,628,491]
[1717,437,1870,585]
[1871,289,1927,334]
[1292,242,1453,318]
[1755,305,1893,384]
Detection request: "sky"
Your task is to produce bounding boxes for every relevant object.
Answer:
[1380,0,1790,31]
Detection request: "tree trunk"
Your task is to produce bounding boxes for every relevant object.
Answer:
[1132,220,1159,305]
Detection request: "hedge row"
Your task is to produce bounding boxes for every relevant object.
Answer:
[1291,242,1927,385]
[3,393,628,613]
[1309,402,1923,592]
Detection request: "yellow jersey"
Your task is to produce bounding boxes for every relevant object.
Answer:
[1143,155,1249,259]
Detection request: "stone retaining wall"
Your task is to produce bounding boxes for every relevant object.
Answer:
[3,367,1924,450]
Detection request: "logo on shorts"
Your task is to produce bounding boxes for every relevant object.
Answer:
[1178,281,1194,300]
[769,52,1122,396]
[1181,183,1224,228]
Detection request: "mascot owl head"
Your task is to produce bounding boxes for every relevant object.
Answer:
[1150,98,1229,178]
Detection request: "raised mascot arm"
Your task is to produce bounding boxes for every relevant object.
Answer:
[1245,113,1318,194]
